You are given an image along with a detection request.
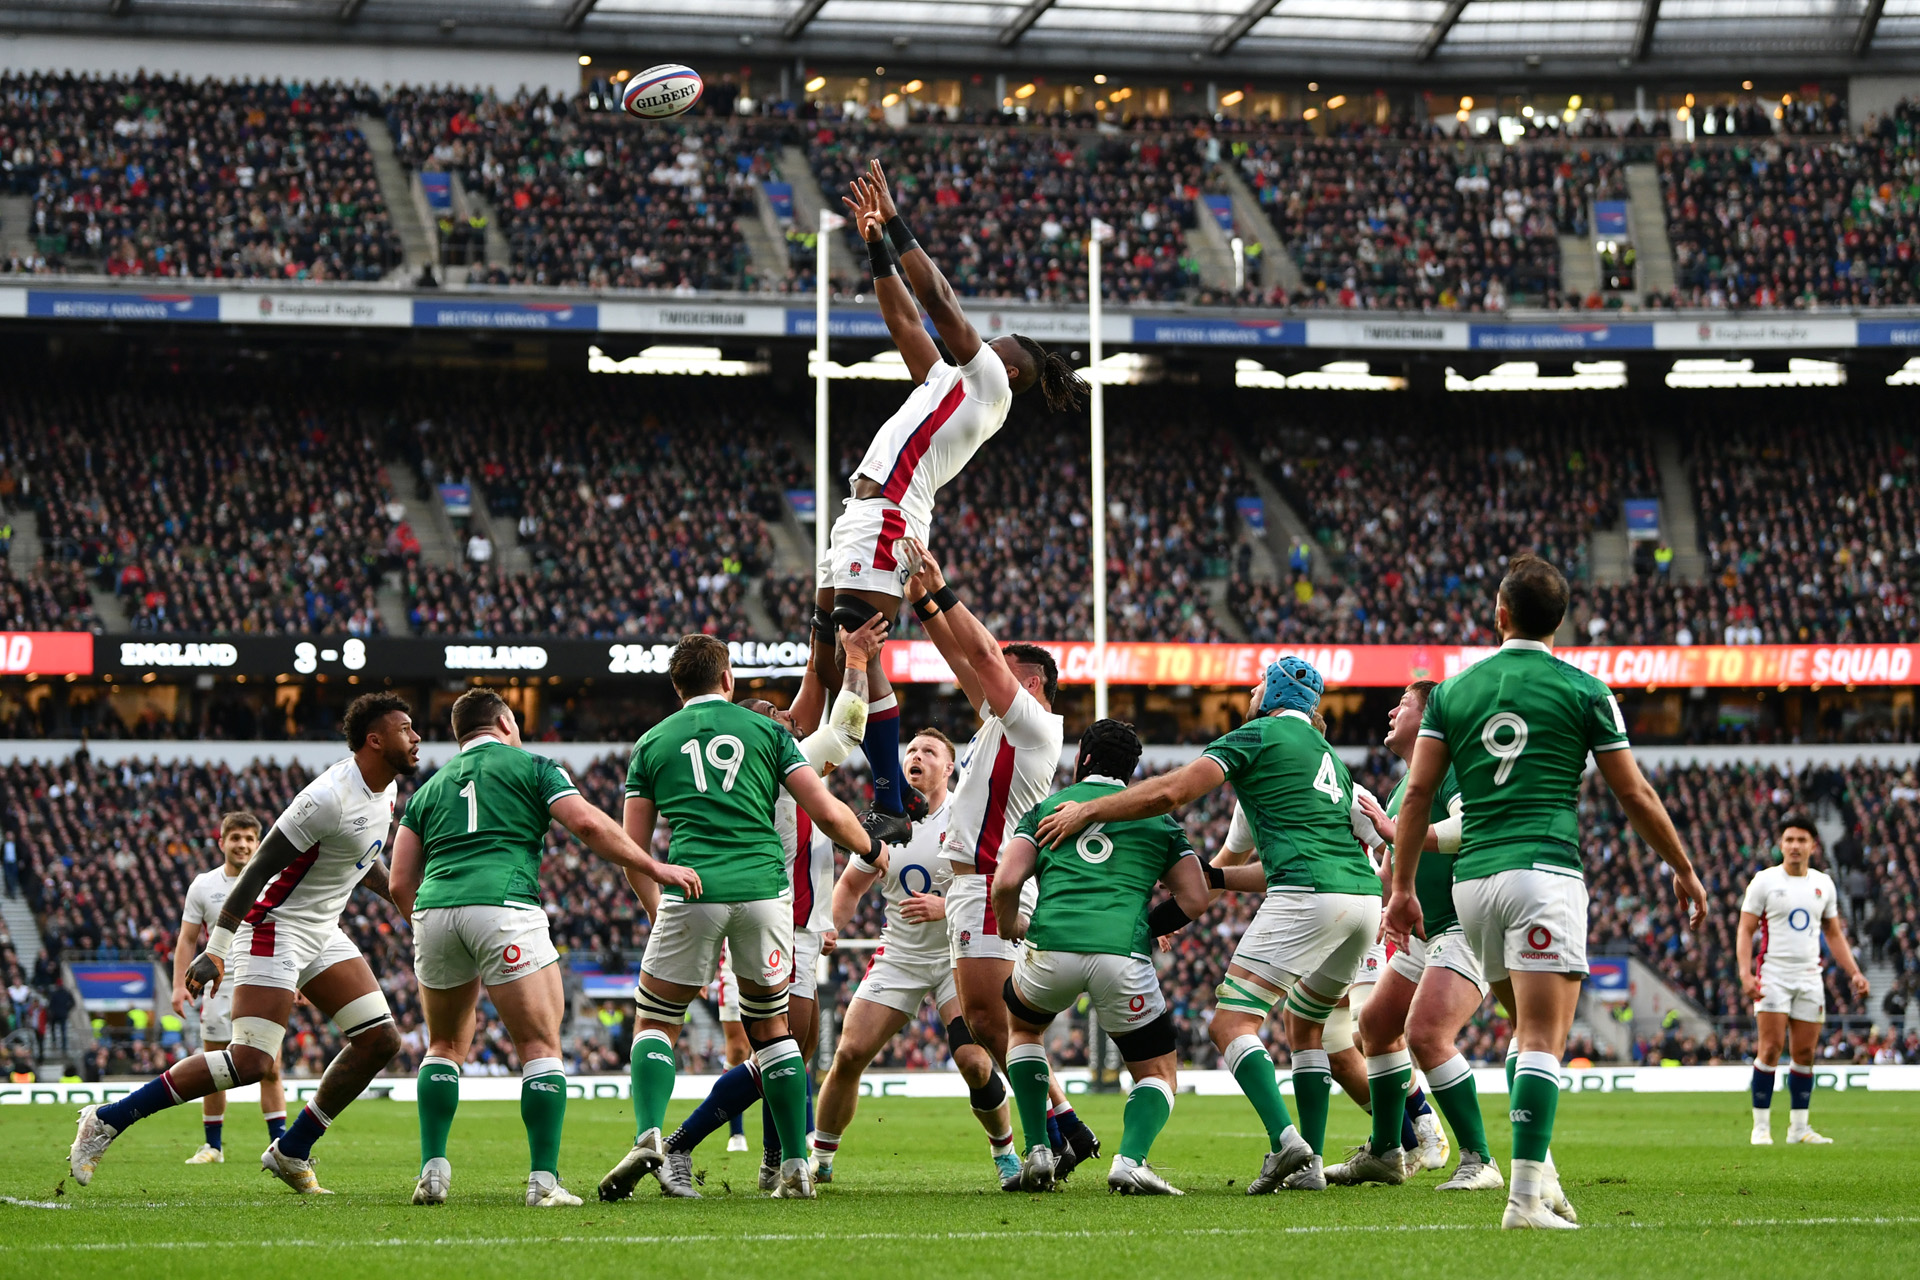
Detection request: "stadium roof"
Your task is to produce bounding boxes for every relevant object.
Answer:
[7,0,1920,81]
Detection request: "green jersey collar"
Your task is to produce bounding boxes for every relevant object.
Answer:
[459,734,507,753]
[683,693,729,707]
[1500,638,1553,654]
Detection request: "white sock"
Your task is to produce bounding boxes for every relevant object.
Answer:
[1753,1107,1771,1128]
[1790,1108,1810,1129]
[1511,1156,1545,1205]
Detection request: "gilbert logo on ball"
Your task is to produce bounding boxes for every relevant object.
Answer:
[623,64,704,119]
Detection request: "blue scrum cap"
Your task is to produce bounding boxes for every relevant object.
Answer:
[1259,656,1324,715]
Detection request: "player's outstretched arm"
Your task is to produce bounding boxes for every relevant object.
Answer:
[990,836,1039,943]
[1822,914,1873,998]
[556,793,701,899]
[1034,757,1227,849]
[388,825,424,916]
[1594,748,1708,930]
[785,765,884,862]
[860,160,983,368]
[844,175,941,382]
[800,615,889,773]
[904,546,986,714]
[1164,854,1212,922]
[1736,911,1762,1001]
[621,796,664,919]
[184,825,309,999]
[899,538,1021,719]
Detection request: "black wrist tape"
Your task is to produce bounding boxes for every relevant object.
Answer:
[1147,897,1193,938]
[885,215,918,257]
[911,595,939,622]
[931,584,960,613]
[1205,864,1226,891]
[867,237,897,279]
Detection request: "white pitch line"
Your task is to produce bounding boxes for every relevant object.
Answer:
[6,1217,1920,1252]
[0,1196,70,1210]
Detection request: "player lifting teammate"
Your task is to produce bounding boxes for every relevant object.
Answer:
[1737,813,1869,1145]
[172,812,288,1165]
[601,633,888,1201]
[994,719,1212,1195]
[812,726,1022,1186]
[1037,657,1388,1193]
[814,161,1086,838]
[390,688,700,1208]
[72,694,421,1193]
[1386,553,1708,1230]
[899,540,1102,1177]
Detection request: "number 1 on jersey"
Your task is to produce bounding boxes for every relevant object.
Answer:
[459,779,478,833]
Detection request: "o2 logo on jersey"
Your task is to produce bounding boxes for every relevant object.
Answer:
[1788,908,1813,932]
[354,838,384,871]
[899,864,934,896]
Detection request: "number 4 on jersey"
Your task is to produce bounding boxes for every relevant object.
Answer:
[1313,752,1345,805]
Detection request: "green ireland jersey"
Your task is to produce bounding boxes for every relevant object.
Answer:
[1418,638,1630,883]
[1016,776,1198,957]
[1383,765,1463,935]
[402,738,582,910]
[625,693,808,903]
[1201,709,1380,896]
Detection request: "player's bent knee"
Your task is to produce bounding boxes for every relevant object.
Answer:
[968,1072,1007,1112]
[1215,973,1284,1019]
[229,1015,288,1063]
[1112,1011,1177,1064]
[206,1047,242,1090]
[953,1046,994,1088]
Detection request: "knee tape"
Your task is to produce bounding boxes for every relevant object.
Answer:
[206,1048,240,1091]
[811,606,836,645]
[330,990,395,1038]
[635,987,690,1022]
[1111,1011,1177,1063]
[1215,973,1284,1017]
[229,1015,287,1060]
[945,1015,976,1051]
[831,595,886,636]
[1284,984,1340,1026]
[968,1073,1006,1112]
[1001,977,1059,1028]
[1322,1003,1355,1055]
[738,989,790,1023]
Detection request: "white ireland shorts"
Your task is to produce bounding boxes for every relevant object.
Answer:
[229,919,364,993]
[1418,925,1489,995]
[1012,947,1165,1031]
[789,927,824,1001]
[194,982,233,1045]
[642,896,795,992]
[412,903,559,990]
[1452,867,1589,984]
[855,945,958,1016]
[947,873,1039,965]
[827,497,928,596]
[1229,890,1381,1001]
[1755,970,1824,1022]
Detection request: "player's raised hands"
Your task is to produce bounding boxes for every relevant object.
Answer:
[898,536,943,597]
[842,175,885,243]
[864,159,899,221]
[839,612,890,669]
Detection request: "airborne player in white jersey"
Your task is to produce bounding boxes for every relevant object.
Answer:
[1737,813,1870,1145]
[810,160,1087,844]
[172,811,288,1164]
[811,727,1021,1186]
[71,693,421,1193]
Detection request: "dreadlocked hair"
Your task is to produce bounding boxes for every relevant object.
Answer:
[1013,334,1090,413]
[1076,718,1143,783]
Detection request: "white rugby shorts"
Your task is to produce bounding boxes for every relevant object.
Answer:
[229,919,363,993]
[827,497,928,596]
[1453,867,1589,984]
[1228,890,1381,1000]
[789,927,825,1001]
[947,873,1038,966]
[642,896,795,991]
[194,981,233,1045]
[854,945,957,1016]
[1012,948,1164,1031]
[412,903,559,990]
[1754,969,1825,1022]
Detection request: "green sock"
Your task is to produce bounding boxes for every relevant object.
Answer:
[632,1029,676,1138]
[521,1058,567,1177]
[1225,1035,1293,1150]
[1006,1043,1054,1151]
[1509,1051,1560,1163]
[417,1056,460,1168]
[1291,1049,1333,1155]
[1119,1079,1173,1163]
[1366,1049,1413,1153]
[1426,1054,1492,1160]
[757,1040,810,1162]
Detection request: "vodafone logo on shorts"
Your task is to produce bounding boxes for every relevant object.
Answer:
[504,944,523,963]
[1521,925,1561,962]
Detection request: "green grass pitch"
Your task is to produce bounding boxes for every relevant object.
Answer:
[4,1092,1916,1279]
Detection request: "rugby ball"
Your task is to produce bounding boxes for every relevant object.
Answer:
[623,64,704,120]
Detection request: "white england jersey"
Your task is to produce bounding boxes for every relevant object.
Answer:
[775,793,836,934]
[1742,864,1838,981]
[944,687,1063,879]
[878,793,955,963]
[243,757,398,933]
[852,345,1013,534]
[181,865,239,931]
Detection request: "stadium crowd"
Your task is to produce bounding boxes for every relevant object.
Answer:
[1,72,400,281]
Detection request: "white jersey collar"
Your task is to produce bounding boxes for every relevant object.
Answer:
[683,693,729,707]
[459,734,507,753]
[1501,638,1553,653]
[1276,709,1313,724]
[1083,774,1129,788]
